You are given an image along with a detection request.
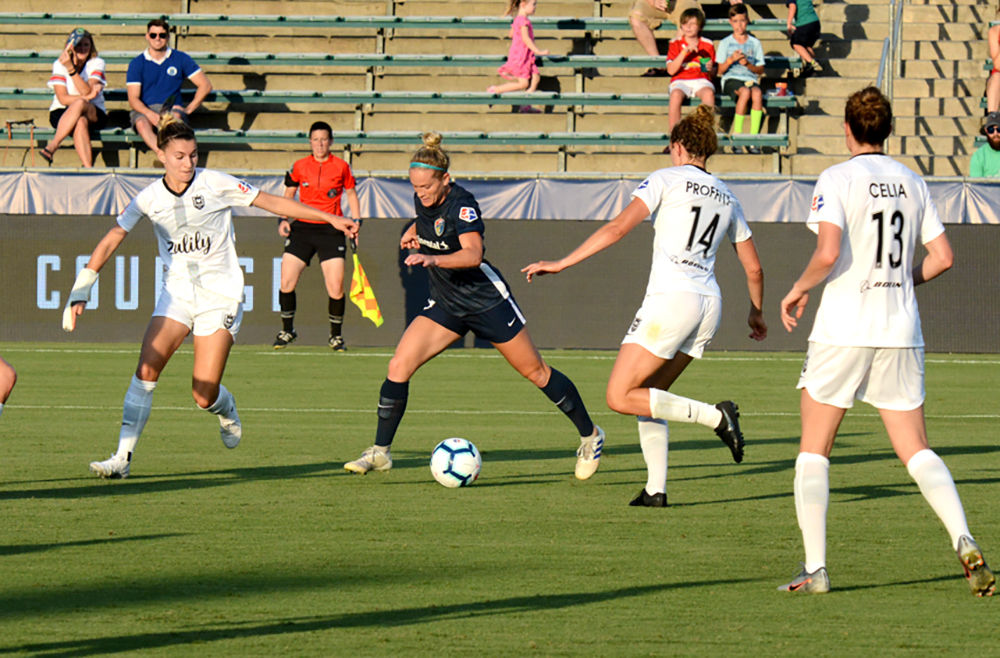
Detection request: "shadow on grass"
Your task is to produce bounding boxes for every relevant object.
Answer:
[0,533,186,557]
[834,574,958,593]
[0,579,759,656]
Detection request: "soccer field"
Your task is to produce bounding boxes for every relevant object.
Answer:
[0,343,996,655]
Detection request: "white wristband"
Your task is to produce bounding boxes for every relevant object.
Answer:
[62,267,98,332]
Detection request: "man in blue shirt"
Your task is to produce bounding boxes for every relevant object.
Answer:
[126,19,213,153]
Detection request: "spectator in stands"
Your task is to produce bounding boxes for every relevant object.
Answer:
[0,354,15,420]
[40,28,107,167]
[127,19,212,153]
[488,0,549,113]
[970,112,1000,177]
[716,3,765,153]
[986,21,1000,113]
[666,8,716,130]
[786,0,821,76]
[273,122,361,351]
[629,0,703,77]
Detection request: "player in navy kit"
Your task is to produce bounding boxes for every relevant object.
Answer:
[344,132,605,479]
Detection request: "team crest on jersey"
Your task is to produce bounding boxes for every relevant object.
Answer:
[327,188,338,198]
[434,217,445,236]
[224,314,235,329]
[811,194,824,212]
[166,66,178,77]
[237,180,252,194]
[458,206,478,222]
[192,195,205,209]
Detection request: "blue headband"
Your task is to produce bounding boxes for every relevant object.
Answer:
[409,162,446,172]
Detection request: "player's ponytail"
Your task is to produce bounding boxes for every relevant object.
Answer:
[157,113,195,151]
[410,131,450,175]
[845,86,892,147]
[670,104,718,160]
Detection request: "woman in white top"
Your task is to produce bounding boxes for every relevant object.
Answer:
[523,105,767,507]
[778,86,994,596]
[41,28,108,167]
[63,115,359,479]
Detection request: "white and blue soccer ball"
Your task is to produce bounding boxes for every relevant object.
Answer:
[430,438,482,488]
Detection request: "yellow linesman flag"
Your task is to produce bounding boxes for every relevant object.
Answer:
[350,252,384,327]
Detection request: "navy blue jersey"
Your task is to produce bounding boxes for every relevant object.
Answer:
[413,184,513,316]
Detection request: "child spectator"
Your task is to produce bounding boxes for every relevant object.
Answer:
[666,8,716,130]
[488,0,549,113]
[628,0,703,76]
[786,0,821,76]
[716,3,765,152]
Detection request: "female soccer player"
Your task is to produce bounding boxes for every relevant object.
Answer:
[777,87,994,596]
[522,104,767,507]
[65,115,358,479]
[344,132,604,479]
[0,355,15,418]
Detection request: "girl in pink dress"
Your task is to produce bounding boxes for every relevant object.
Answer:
[487,0,550,113]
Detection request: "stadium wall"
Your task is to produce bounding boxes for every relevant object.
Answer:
[2,213,998,352]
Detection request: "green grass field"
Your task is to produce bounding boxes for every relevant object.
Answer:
[0,343,997,656]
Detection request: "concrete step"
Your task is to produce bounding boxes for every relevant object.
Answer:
[889,96,986,117]
[900,59,988,79]
[903,3,991,23]
[902,41,986,60]
[799,113,984,137]
[788,153,971,177]
[799,133,978,158]
[891,77,980,99]
[903,23,984,41]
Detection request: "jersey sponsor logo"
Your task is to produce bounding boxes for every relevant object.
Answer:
[434,217,445,236]
[237,180,253,195]
[868,182,907,198]
[811,194,824,212]
[458,207,478,222]
[417,235,449,251]
[859,279,902,293]
[192,195,205,209]
[668,254,710,272]
[166,231,212,256]
[166,66,178,77]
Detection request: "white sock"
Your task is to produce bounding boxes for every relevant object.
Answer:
[206,384,236,420]
[116,375,157,460]
[638,416,669,495]
[649,388,722,429]
[907,449,971,550]
[795,452,830,573]
[0,402,4,418]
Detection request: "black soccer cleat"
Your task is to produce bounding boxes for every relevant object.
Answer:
[714,401,745,464]
[272,329,297,349]
[629,488,668,507]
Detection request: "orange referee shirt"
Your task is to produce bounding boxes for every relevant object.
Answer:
[284,154,356,224]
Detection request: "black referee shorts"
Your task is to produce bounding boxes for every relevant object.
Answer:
[284,221,346,265]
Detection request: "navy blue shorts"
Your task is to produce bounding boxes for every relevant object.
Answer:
[284,221,346,264]
[419,296,526,344]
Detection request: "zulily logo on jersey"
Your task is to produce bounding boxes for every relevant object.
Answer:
[166,231,212,255]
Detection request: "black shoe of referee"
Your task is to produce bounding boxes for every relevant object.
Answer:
[714,401,745,463]
[273,329,297,349]
[629,489,668,507]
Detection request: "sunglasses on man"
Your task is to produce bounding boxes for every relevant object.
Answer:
[987,125,1000,135]
[148,32,168,39]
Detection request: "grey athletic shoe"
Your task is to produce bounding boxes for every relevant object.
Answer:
[574,426,604,480]
[89,453,130,479]
[778,565,830,593]
[344,445,392,474]
[272,329,297,349]
[714,401,745,463]
[957,535,996,597]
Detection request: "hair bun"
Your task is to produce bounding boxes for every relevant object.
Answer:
[421,131,443,149]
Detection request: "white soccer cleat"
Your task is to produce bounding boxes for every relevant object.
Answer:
[344,445,392,474]
[575,425,605,480]
[219,405,242,449]
[89,453,130,479]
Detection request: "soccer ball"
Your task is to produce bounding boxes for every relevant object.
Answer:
[429,438,482,488]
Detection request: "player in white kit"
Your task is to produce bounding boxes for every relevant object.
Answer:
[523,105,767,506]
[63,116,358,479]
[778,87,994,596]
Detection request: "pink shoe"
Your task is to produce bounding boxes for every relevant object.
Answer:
[519,105,541,113]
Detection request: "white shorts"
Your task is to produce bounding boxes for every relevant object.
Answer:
[669,78,715,98]
[153,286,244,339]
[621,291,721,359]
[797,343,925,411]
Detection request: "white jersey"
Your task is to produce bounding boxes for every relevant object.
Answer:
[806,153,945,347]
[117,169,260,302]
[631,164,753,298]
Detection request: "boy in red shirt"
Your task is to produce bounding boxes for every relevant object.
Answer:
[666,8,716,129]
